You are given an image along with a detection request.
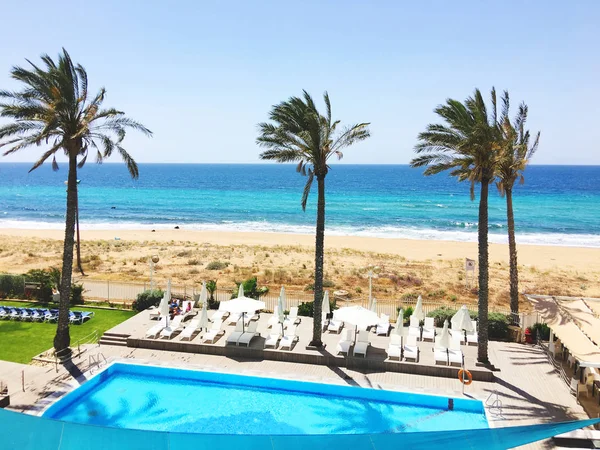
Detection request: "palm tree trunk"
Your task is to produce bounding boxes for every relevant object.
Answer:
[75,192,85,276]
[54,152,77,355]
[477,178,490,364]
[506,188,519,314]
[309,174,326,348]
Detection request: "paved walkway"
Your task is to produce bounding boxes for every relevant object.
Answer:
[0,340,590,449]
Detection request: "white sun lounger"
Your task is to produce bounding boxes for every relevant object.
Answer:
[226,320,245,345]
[422,317,435,342]
[376,314,391,336]
[387,334,402,360]
[434,336,449,365]
[280,325,298,350]
[321,312,329,331]
[179,319,201,341]
[284,306,301,328]
[203,319,225,343]
[145,317,168,339]
[353,330,370,357]
[466,320,478,345]
[327,319,344,333]
[336,329,354,356]
[210,304,230,322]
[160,315,185,339]
[264,332,281,349]
[404,334,420,362]
[408,315,421,341]
[448,334,464,366]
[237,321,259,347]
[267,307,280,329]
[148,306,161,320]
[227,311,243,325]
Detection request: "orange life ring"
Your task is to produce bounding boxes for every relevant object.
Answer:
[458,369,473,385]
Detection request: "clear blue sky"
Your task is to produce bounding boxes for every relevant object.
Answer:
[1,0,599,165]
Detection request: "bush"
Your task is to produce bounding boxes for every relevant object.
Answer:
[132,289,164,312]
[304,280,335,291]
[528,322,550,341]
[488,312,510,340]
[396,306,413,324]
[297,298,337,318]
[205,280,219,309]
[231,277,269,300]
[206,261,229,270]
[427,306,457,327]
[0,274,25,298]
[24,269,55,302]
[70,283,85,305]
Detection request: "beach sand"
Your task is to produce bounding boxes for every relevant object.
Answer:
[0,228,598,308]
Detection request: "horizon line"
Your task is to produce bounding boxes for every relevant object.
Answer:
[2,162,600,167]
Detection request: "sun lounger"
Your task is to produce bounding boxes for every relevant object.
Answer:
[160,315,185,339]
[0,307,8,320]
[264,332,281,349]
[284,306,301,328]
[30,309,45,322]
[466,320,478,345]
[226,320,245,345]
[387,334,402,360]
[408,315,421,341]
[336,329,354,356]
[321,313,329,331]
[69,311,83,324]
[44,309,59,322]
[422,317,435,342]
[404,334,420,362]
[180,319,201,341]
[210,304,230,322]
[203,320,225,343]
[434,336,449,365]
[448,335,464,366]
[146,317,168,339]
[376,314,391,336]
[227,311,242,325]
[267,307,280,329]
[148,306,161,320]
[353,330,370,357]
[327,318,344,333]
[238,321,259,347]
[280,325,299,350]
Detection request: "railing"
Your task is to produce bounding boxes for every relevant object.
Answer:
[53,329,100,372]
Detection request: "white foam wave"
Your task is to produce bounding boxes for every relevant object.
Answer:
[0,219,599,248]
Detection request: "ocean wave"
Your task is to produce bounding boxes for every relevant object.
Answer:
[1,219,599,248]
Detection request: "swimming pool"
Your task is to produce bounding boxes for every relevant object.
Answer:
[44,362,487,434]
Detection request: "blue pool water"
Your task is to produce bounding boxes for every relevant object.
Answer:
[44,363,487,435]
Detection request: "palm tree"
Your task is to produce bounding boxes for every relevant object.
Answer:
[257,90,370,347]
[496,92,540,315]
[410,88,501,363]
[0,49,151,354]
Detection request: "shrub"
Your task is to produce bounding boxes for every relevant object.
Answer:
[70,283,85,305]
[24,269,55,302]
[206,261,229,270]
[528,322,550,341]
[231,277,269,300]
[0,274,25,298]
[187,259,200,266]
[427,306,457,327]
[132,289,164,312]
[396,306,413,324]
[304,280,335,291]
[205,280,220,309]
[297,299,337,318]
[400,292,418,302]
[488,312,510,340]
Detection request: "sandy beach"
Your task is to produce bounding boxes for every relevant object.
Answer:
[0,228,598,308]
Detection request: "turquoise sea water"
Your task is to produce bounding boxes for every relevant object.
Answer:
[44,363,488,434]
[1,163,599,247]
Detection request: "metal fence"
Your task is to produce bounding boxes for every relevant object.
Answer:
[77,278,512,321]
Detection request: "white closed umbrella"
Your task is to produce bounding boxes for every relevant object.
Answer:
[159,294,169,323]
[370,297,378,313]
[438,320,451,349]
[322,290,331,316]
[334,306,379,329]
[279,286,287,312]
[199,281,208,306]
[414,295,425,322]
[451,305,474,332]
[395,309,406,337]
[199,301,209,331]
[238,283,244,298]
[277,294,285,335]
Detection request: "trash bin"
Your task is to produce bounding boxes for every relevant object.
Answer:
[524,328,533,344]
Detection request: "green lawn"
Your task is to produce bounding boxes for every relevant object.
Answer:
[0,301,135,364]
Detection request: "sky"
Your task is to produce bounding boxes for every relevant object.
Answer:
[0,0,599,165]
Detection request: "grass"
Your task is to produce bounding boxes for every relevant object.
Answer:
[0,301,135,364]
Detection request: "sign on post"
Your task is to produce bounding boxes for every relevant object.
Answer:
[465,258,476,289]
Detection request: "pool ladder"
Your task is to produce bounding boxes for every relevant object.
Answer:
[88,352,108,374]
[486,390,503,417]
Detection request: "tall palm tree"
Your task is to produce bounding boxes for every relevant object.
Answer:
[496,92,540,315]
[257,90,370,347]
[410,88,501,363]
[0,49,151,354]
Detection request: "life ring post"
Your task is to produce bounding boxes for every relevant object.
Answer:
[458,368,473,394]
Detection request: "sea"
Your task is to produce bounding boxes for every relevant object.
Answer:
[0,163,598,248]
